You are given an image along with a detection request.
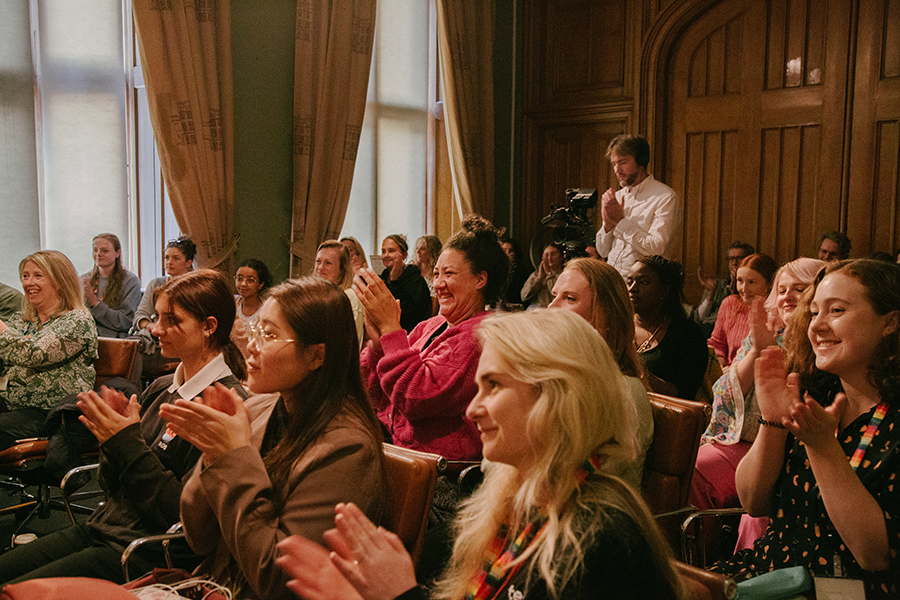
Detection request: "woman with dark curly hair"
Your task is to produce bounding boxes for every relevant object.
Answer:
[626,255,708,399]
[355,215,508,461]
[715,259,900,599]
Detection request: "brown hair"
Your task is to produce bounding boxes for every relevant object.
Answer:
[262,277,383,513]
[564,258,644,379]
[89,233,126,308]
[157,269,246,380]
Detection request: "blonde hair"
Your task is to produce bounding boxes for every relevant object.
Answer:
[563,258,644,379]
[18,250,86,321]
[763,258,825,327]
[434,309,682,599]
[315,240,353,290]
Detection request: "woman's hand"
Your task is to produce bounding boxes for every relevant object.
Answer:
[83,278,98,308]
[353,268,402,337]
[158,383,249,464]
[276,535,365,600]
[754,346,801,423]
[323,503,417,600]
[784,392,846,451]
[748,297,776,352]
[0,318,7,335]
[77,386,140,444]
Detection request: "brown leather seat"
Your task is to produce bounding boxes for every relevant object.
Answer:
[675,560,737,600]
[641,392,711,515]
[382,443,442,566]
[95,337,139,389]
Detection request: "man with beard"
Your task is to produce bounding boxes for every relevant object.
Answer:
[595,135,682,276]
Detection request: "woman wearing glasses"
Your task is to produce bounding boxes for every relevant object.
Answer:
[0,269,248,584]
[232,258,273,360]
[160,277,386,600]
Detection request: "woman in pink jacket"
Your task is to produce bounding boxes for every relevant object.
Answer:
[354,215,508,461]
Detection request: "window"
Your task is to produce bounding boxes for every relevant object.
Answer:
[340,0,437,262]
[0,0,134,284]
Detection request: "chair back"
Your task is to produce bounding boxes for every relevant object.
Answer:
[641,393,711,515]
[382,444,442,566]
[95,337,139,389]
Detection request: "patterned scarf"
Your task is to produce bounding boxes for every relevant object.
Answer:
[464,452,603,600]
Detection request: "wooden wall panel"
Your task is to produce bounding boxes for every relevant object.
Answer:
[526,0,628,108]
[872,120,900,250]
[848,0,900,256]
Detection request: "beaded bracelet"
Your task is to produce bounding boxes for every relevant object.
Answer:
[758,416,786,429]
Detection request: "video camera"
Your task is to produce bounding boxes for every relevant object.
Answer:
[538,188,598,262]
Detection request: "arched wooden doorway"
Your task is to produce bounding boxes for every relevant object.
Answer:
[656,0,853,300]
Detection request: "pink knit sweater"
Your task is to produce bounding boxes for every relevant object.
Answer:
[360,312,488,461]
[708,294,750,367]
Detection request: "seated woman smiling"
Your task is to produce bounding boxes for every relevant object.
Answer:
[161,276,386,600]
[277,309,685,600]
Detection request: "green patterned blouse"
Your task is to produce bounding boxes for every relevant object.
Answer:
[0,309,98,410]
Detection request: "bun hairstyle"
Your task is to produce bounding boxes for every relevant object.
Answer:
[157,269,246,380]
[443,214,510,307]
[166,235,197,263]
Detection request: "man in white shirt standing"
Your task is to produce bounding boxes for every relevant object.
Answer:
[595,135,682,276]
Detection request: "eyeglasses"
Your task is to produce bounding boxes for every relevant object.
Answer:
[248,322,296,348]
[235,275,259,284]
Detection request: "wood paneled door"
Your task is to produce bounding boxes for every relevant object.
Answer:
[666,0,852,300]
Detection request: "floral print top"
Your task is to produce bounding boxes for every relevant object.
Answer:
[713,402,900,599]
[0,309,97,410]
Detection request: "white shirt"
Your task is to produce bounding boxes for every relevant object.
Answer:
[595,174,682,276]
[166,352,233,399]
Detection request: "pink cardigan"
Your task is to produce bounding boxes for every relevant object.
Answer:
[361,312,488,461]
[708,294,749,366]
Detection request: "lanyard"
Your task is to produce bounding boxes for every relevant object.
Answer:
[848,401,889,471]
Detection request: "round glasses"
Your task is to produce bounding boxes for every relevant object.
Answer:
[235,275,259,285]
[248,322,296,348]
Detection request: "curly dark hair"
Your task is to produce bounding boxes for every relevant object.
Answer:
[634,255,687,320]
[443,214,509,307]
[166,235,197,262]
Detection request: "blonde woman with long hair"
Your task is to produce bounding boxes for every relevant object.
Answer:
[277,309,684,600]
[0,250,97,450]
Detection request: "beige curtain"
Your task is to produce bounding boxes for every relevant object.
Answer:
[133,0,236,272]
[436,0,495,220]
[290,0,377,276]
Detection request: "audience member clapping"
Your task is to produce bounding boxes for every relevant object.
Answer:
[277,309,685,600]
[81,234,142,339]
[0,269,247,584]
[0,251,97,450]
[520,243,563,308]
[692,257,824,549]
[713,259,900,599]
[356,214,508,462]
[375,234,432,333]
[161,277,385,600]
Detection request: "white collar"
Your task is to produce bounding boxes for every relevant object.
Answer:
[166,353,232,399]
[624,173,655,195]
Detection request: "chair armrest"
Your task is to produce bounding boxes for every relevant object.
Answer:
[121,524,186,582]
[680,507,748,567]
